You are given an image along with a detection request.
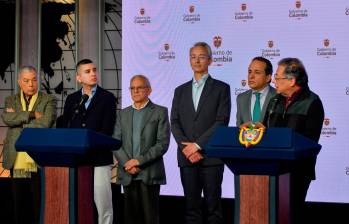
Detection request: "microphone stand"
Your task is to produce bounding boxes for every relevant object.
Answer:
[67,94,89,128]
[267,97,279,128]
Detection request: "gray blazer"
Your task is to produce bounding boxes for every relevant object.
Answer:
[236,86,276,126]
[113,101,170,186]
[1,92,57,169]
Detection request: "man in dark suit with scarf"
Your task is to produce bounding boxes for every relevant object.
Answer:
[2,66,56,224]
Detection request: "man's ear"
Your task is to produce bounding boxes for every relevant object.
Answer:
[76,75,81,83]
[148,87,152,95]
[266,74,272,83]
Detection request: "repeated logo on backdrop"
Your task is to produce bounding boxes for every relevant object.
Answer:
[321,118,337,137]
[134,8,151,25]
[235,79,249,95]
[211,36,233,66]
[124,1,349,202]
[183,5,200,24]
[317,39,336,59]
[158,43,176,62]
[234,3,254,22]
[289,1,308,20]
[261,40,281,59]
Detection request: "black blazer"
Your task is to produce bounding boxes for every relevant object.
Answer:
[171,76,231,167]
[60,85,117,166]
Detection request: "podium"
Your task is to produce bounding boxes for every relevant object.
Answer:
[15,128,121,224]
[205,127,321,224]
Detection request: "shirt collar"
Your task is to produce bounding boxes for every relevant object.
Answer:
[81,85,97,96]
[132,100,150,110]
[252,85,270,96]
[193,74,209,85]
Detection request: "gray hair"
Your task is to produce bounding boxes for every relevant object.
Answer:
[18,66,37,78]
[190,42,212,59]
[130,74,151,88]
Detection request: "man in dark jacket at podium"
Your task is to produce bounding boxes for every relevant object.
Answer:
[61,59,117,224]
[264,57,324,224]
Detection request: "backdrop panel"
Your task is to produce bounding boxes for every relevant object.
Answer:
[123,0,349,203]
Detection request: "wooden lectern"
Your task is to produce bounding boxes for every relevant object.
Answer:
[15,128,121,224]
[205,127,321,224]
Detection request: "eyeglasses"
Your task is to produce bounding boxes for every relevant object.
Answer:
[129,86,148,92]
[273,75,289,81]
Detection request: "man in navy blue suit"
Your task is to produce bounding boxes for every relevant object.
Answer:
[171,42,231,224]
[61,59,116,224]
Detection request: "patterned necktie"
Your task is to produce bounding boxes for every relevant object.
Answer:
[252,92,261,123]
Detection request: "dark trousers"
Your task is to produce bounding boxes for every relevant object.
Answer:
[123,180,160,224]
[180,165,224,224]
[290,174,311,224]
[10,170,41,224]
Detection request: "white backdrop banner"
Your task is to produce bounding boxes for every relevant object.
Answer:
[122,0,349,203]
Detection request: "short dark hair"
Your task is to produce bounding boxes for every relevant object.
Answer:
[76,59,94,71]
[278,57,308,87]
[251,56,273,76]
[190,42,212,59]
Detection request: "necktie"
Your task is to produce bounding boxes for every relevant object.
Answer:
[252,92,261,123]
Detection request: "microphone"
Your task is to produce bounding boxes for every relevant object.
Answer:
[68,94,89,128]
[267,96,280,128]
[74,94,89,114]
[78,94,90,108]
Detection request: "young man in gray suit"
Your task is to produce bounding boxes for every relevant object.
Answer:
[113,75,170,224]
[236,57,276,127]
[171,42,231,224]
[1,66,56,224]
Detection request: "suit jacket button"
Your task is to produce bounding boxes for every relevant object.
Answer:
[82,123,86,127]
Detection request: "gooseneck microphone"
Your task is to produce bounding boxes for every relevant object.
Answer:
[77,94,90,110]
[68,94,89,128]
[267,96,280,128]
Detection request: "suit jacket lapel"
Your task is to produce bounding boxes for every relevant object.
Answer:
[246,90,253,121]
[124,107,134,158]
[261,86,274,120]
[183,82,196,116]
[140,101,155,133]
[195,76,213,117]
[86,86,100,112]
[14,93,22,111]
[31,92,42,111]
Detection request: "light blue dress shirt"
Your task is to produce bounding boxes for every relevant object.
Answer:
[82,85,97,109]
[192,74,209,111]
